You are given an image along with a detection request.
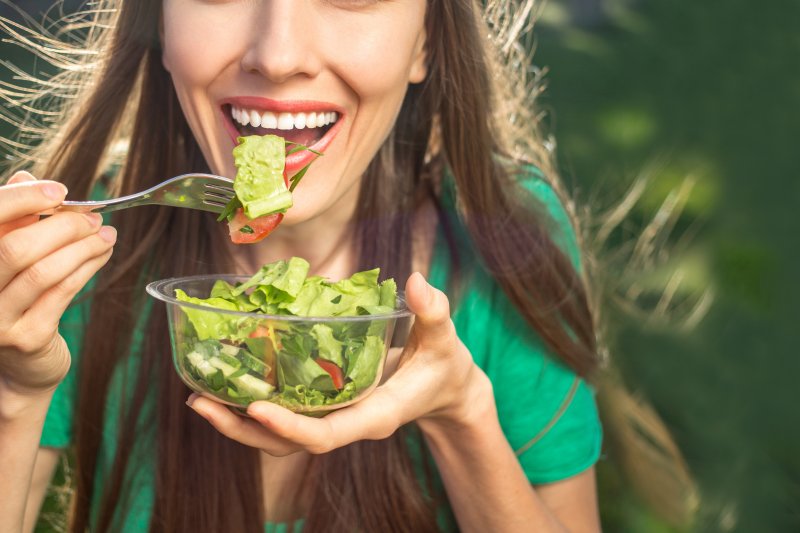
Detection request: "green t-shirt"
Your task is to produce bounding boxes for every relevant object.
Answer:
[41,175,602,531]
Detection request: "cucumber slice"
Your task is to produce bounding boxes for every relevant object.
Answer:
[220,343,240,357]
[209,355,241,377]
[186,351,224,390]
[237,348,269,375]
[232,374,274,401]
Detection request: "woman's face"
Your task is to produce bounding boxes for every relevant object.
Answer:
[161,0,428,226]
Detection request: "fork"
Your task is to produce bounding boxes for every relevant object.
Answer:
[47,173,236,215]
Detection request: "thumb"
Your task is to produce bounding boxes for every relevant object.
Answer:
[405,272,453,347]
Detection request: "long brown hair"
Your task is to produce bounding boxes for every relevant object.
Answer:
[4,0,597,531]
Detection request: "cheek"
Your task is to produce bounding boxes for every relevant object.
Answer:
[322,9,426,102]
[161,2,240,88]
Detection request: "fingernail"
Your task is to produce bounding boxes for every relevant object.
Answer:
[98,225,117,243]
[9,171,35,184]
[42,182,67,200]
[415,272,433,300]
[186,393,199,407]
[84,213,102,227]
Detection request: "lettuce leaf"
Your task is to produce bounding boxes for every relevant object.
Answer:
[346,336,385,390]
[311,324,344,367]
[232,135,293,219]
[174,289,241,340]
[277,352,336,392]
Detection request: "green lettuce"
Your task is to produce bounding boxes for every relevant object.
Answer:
[346,336,385,390]
[174,289,241,340]
[174,257,398,410]
[310,324,344,367]
[232,135,293,219]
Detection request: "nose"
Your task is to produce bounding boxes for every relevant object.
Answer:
[240,0,322,84]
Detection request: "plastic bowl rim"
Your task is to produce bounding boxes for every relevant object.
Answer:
[146,274,413,323]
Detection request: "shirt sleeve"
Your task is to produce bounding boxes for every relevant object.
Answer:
[40,290,91,449]
[479,175,601,484]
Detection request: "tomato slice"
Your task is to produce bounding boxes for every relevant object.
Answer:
[228,209,283,244]
[227,169,290,244]
[315,359,345,390]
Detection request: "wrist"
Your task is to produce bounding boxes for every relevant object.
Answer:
[0,377,56,423]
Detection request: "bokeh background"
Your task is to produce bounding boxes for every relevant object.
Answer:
[1,1,797,532]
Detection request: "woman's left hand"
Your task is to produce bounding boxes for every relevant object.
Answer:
[186,272,494,456]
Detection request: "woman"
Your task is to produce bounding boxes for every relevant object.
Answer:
[0,0,602,531]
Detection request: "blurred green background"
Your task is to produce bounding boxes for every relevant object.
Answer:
[2,0,797,532]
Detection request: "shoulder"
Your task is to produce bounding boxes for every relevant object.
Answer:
[433,164,601,483]
[510,164,583,272]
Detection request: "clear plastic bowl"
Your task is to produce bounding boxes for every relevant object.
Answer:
[147,275,410,415]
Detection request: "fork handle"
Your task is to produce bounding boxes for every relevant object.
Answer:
[41,199,137,216]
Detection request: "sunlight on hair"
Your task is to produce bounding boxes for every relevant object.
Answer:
[0,0,118,175]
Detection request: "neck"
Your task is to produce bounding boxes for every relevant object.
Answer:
[225,189,359,280]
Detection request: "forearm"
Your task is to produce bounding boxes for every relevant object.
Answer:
[419,397,566,533]
[0,385,53,533]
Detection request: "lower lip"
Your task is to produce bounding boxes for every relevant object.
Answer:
[221,109,344,174]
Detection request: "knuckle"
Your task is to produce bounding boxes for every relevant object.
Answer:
[65,212,97,236]
[377,424,397,441]
[0,236,24,270]
[308,442,331,455]
[54,270,83,298]
[435,288,451,313]
[264,447,294,457]
[7,333,45,355]
[20,262,51,288]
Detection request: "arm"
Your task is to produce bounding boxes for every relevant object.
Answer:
[419,390,600,533]
[0,172,116,532]
[23,448,61,533]
[0,385,58,533]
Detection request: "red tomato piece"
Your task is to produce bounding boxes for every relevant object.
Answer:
[315,359,345,390]
[228,208,283,244]
[248,325,271,339]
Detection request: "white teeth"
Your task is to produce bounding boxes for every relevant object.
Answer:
[277,112,294,130]
[231,106,338,131]
[249,110,261,128]
[262,111,278,129]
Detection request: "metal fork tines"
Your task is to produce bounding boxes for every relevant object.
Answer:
[51,173,235,215]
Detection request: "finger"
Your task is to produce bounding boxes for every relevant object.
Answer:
[18,243,115,337]
[0,225,115,320]
[0,211,104,289]
[0,172,43,237]
[404,272,455,349]
[188,395,301,456]
[0,176,67,225]
[7,246,111,353]
[247,386,404,453]
[0,214,40,239]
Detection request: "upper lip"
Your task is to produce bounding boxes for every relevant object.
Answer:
[219,96,344,115]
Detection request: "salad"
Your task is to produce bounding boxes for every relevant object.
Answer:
[216,134,319,244]
[172,257,400,410]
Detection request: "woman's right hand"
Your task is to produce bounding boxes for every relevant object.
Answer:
[0,171,116,400]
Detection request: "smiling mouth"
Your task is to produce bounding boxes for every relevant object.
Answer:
[225,104,339,148]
